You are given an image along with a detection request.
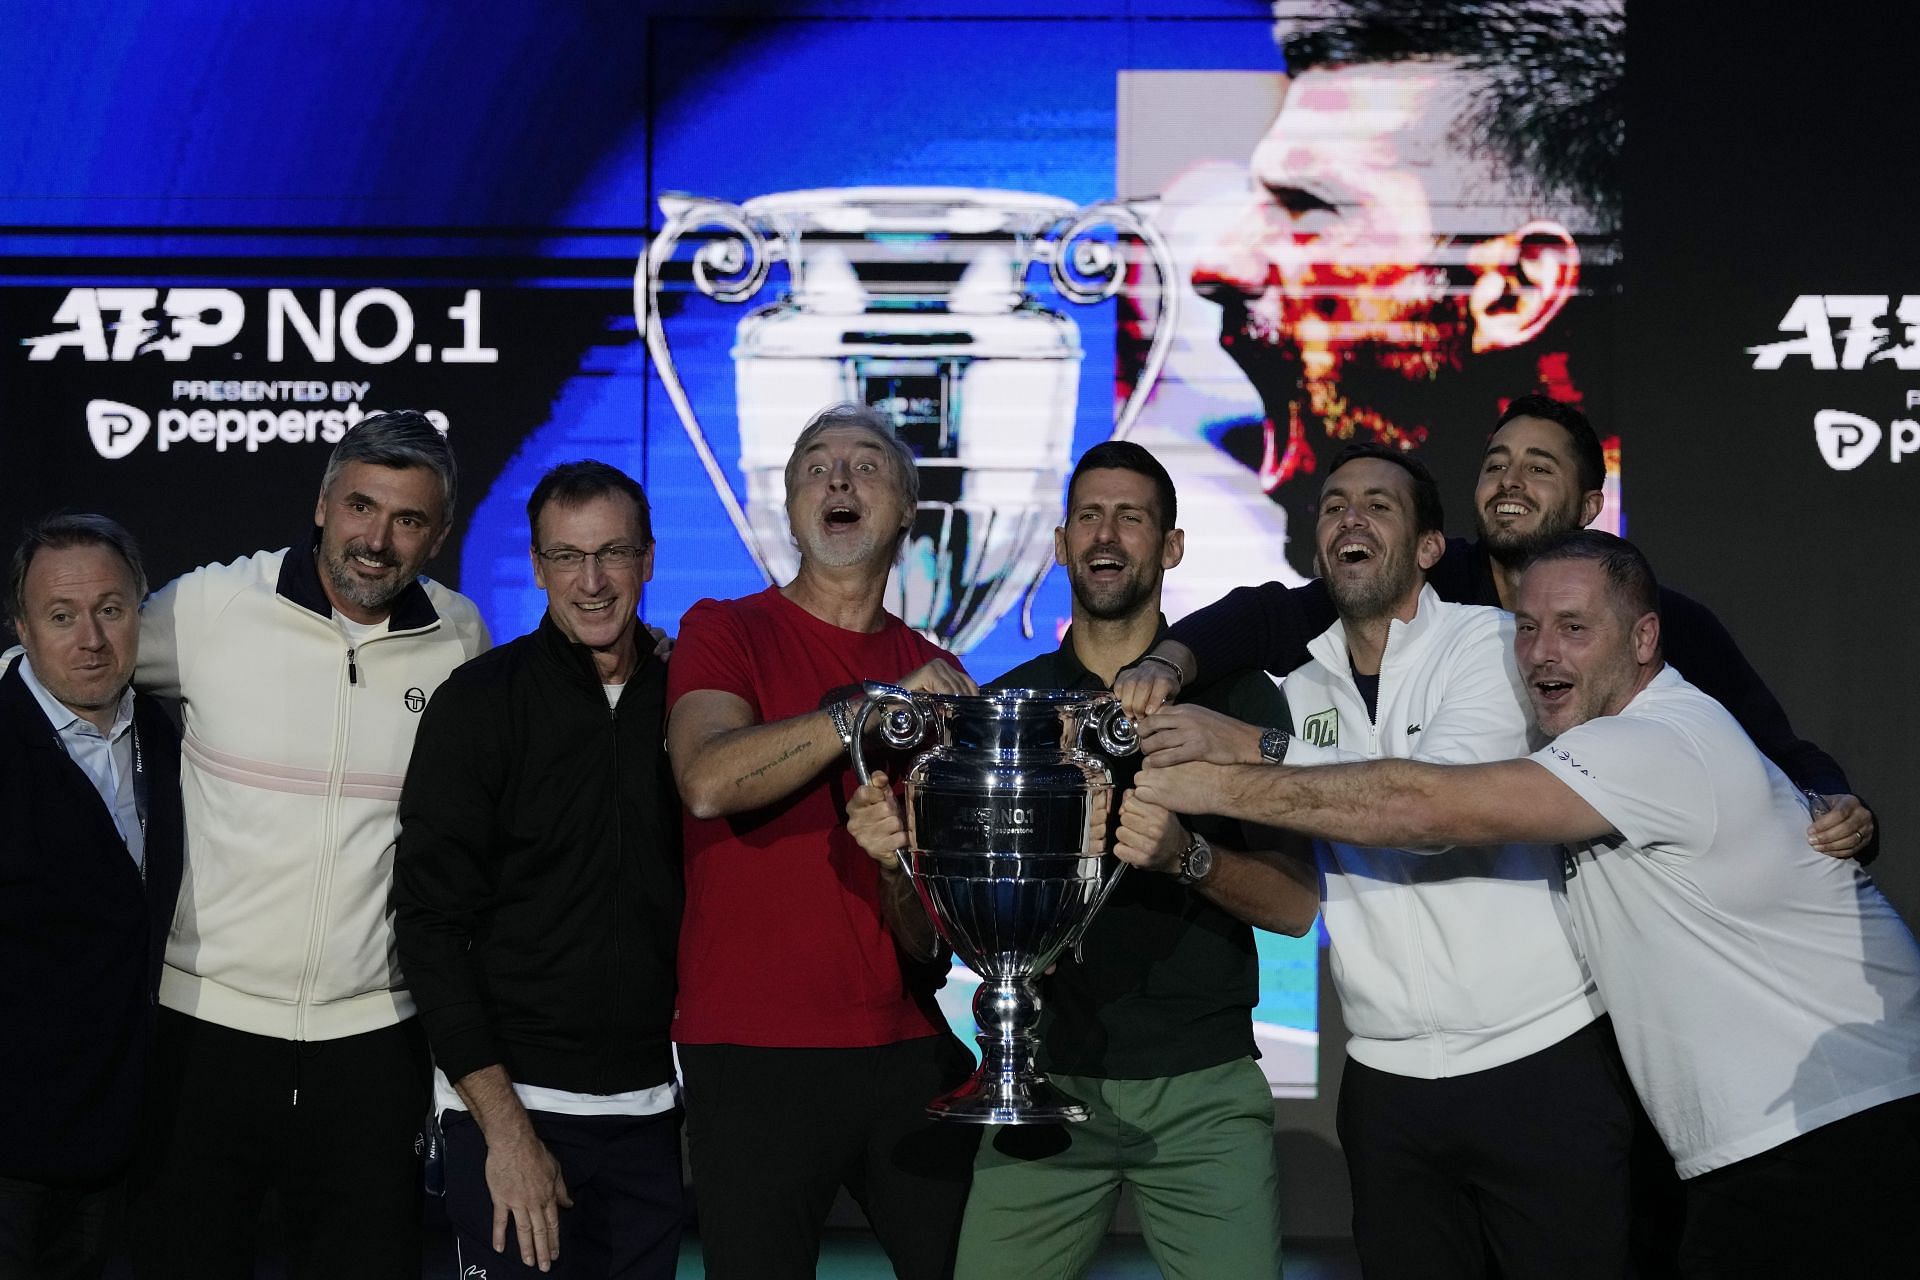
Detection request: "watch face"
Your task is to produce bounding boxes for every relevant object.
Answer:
[1259,728,1288,762]
[1189,843,1213,879]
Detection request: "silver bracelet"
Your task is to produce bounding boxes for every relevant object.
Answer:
[824,698,856,750]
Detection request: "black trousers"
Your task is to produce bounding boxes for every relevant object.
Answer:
[1679,1091,1920,1278]
[679,1036,978,1280]
[126,1009,429,1280]
[442,1107,685,1280]
[0,1176,117,1280]
[1336,1019,1637,1280]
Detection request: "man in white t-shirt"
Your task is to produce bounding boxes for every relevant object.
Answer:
[1134,529,1920,1275]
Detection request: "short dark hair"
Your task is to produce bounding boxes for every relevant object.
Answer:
[1493,393,1606,494]
[1517,528,1658,621]
[1325,442,1445,535]
[322,409,458,516]
[1274,0,1624,228]
[1067,440,1178,532]
[8,512,147,627]
[526,461,652,547]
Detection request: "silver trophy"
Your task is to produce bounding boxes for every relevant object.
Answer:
[639,185,1178,652]
[850,683,1136,1123]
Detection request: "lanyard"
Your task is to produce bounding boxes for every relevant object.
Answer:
[130,720,149,836]
[126,718,150,885]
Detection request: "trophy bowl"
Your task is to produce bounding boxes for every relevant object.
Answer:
[852,683,1136,1124]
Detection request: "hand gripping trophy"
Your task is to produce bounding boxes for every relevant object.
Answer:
[638,186,1177,652]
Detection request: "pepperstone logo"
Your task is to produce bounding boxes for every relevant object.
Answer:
[83,396,448,459]
[1813,411,1885,471]
[86,400,151,459]
[1301,708,1338,748]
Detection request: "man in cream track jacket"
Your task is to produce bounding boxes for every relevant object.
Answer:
[1120,443,1635,1280]
[125,411,490,1280]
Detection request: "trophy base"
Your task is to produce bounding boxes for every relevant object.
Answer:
[926,1068,1091,1125]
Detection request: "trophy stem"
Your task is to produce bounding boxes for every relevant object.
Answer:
[926,974,1090,1125]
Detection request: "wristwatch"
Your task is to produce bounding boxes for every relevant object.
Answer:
[1177,832,1214,885]
[1258,727,1291,763]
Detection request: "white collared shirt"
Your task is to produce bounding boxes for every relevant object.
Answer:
[18,655,143,868]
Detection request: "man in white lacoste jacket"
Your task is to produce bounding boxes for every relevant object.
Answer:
[125,411,490,1280]
[1121,443,1634,1279]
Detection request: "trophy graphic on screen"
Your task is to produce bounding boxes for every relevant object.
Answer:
[638,186,1177,652]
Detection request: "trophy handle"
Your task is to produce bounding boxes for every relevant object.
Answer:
[1066,697,1139,962]
[1084,698,1139,759]
[851,682,931,878]
[1068,860,1129,964]
[1018,199,1183,637]
[638,192,780,584]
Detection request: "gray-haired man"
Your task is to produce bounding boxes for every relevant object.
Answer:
[127,411,491,1280]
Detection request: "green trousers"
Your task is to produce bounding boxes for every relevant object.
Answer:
[954,1056,1284,1280]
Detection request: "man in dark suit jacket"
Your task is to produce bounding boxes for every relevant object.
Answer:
[0,514,183,1280]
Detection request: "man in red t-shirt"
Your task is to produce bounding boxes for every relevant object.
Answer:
[666,402,980,1280]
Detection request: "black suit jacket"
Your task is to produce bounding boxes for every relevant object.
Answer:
[0,656,183,1184]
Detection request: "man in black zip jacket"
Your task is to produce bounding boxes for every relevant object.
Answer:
[0,514,182,1280]
[394,461,682,1280]
[1116,394,1878,862]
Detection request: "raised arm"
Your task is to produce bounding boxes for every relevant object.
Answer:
[668,689,852,821]
[1134,755,1615,852]
[669,658,975,821]
[1115,578,1337,717]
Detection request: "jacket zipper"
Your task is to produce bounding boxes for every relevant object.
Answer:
[607,692,628,1095]
[291,643,355,1057]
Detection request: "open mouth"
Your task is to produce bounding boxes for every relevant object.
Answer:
[1492,501,1530,519]
[575,599,615,615]
[351,552,396,572]
[1084,553,1128,578]
[824,504,862,528]
[1533,678,1573,704]
[1333,541,1374,565]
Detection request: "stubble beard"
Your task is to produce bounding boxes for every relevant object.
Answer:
[1326,552,1417,626]
[322,539,406,614]
[1480,497,1587,568]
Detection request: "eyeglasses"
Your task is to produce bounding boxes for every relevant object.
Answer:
[536,544,648,571]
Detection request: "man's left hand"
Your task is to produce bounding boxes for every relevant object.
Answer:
[1113,790,1190,873]
[1808,794,1875,859]
[646,624,673,660]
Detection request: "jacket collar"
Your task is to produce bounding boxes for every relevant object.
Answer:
[1306,582,1445,683]
[275,529,442,632]
[533,609,654,692]
[0,657,61,752]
